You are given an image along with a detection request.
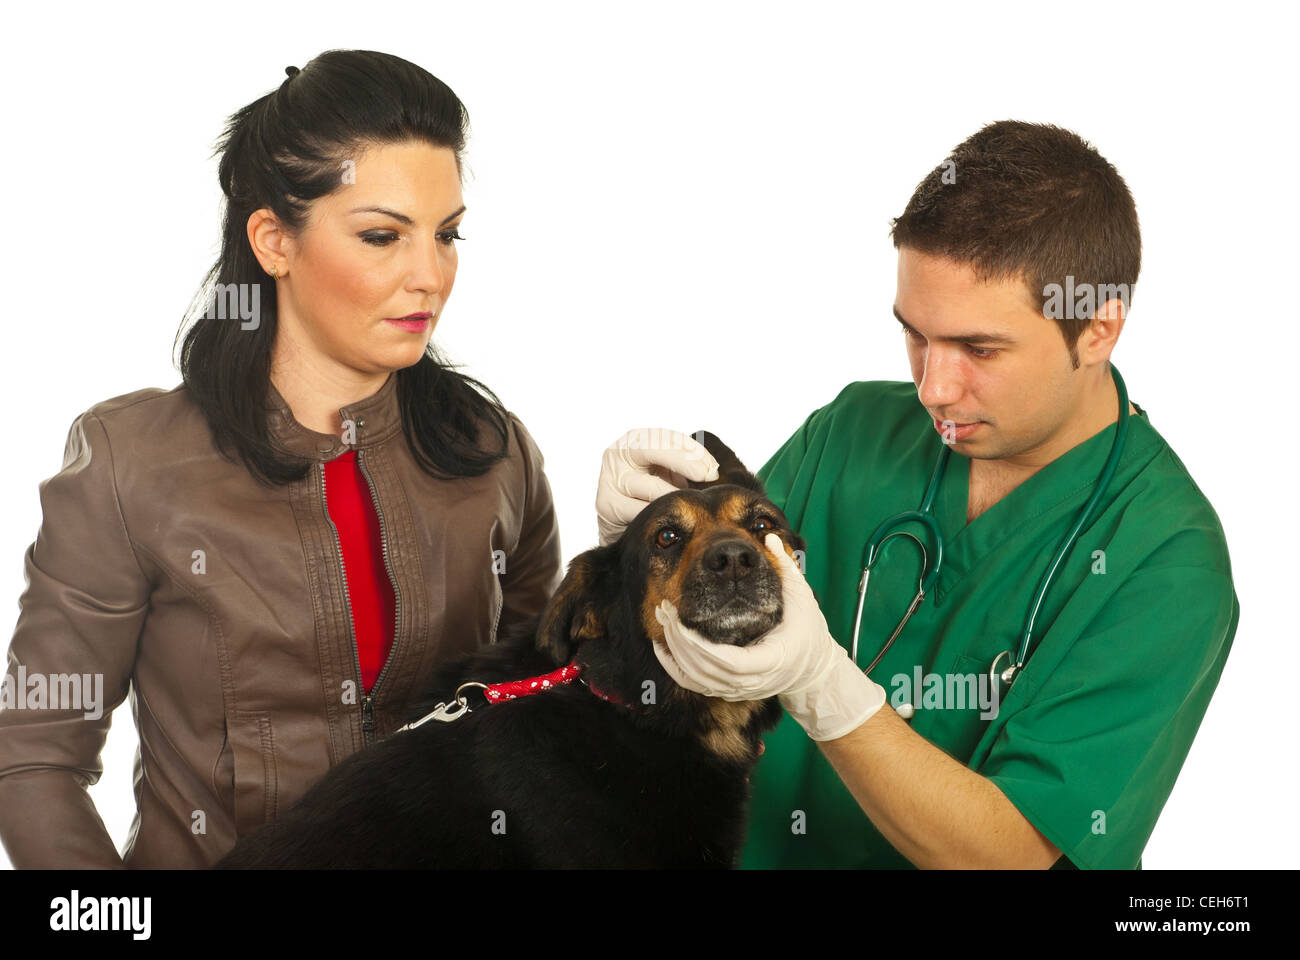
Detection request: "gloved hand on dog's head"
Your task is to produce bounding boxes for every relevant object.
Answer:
[595,428,719,546]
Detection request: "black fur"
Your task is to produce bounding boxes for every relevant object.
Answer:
[215,431,803,868]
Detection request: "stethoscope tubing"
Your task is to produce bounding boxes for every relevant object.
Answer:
[850,364,1131,691]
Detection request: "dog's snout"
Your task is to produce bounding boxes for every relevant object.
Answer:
[702,539,760,581]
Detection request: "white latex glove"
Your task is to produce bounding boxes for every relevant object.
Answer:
[595,428,720,546]
[652,533,888,741]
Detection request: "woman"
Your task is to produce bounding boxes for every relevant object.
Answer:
[0,50,563,868]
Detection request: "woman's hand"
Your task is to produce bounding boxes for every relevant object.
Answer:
[652,533,888,741]
[595,428,719,546]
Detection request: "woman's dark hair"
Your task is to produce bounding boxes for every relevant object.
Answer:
[176,49,510,487]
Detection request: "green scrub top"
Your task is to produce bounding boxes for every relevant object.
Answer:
[740,378,1239,869]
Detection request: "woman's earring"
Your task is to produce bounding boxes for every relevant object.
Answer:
[269,265,279,279]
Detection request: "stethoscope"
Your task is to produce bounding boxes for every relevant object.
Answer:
[850,364,1131,710]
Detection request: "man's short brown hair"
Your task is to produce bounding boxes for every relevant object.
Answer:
[890,120,1141,367]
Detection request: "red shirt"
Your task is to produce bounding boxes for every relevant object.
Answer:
[323,449,396,693]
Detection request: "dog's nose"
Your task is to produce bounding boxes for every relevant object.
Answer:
[702,539,759,581]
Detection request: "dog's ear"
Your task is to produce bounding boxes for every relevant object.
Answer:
[685,430,762,493]
[535,548,612,666]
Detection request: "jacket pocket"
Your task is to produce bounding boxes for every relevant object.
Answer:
[225,712,278,836]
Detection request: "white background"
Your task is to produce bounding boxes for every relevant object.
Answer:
[1,0,1294,869]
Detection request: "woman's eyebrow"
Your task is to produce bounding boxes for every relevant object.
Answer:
[347,204,467,226]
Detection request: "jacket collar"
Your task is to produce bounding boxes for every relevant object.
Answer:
[265,371,404,462]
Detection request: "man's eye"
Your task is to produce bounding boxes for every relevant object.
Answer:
[655,528,680,548]
[967,346,998,359]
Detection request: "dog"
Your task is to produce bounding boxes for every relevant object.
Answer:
[215,431,805,868]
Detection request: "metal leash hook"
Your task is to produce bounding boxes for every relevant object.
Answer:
[395,682,488,731]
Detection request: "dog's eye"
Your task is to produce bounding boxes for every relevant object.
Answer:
[753,515,776,533]
[655,528,681,548]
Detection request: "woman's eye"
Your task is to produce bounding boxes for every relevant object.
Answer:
[359,229,463,247]
[655,528,680,548]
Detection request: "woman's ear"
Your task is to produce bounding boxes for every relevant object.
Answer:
[534,548,613,665]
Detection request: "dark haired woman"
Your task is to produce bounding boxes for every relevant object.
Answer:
[0,51,562,868]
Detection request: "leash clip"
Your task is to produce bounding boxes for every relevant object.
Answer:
[395,682,488,731]
[394,697,468,731]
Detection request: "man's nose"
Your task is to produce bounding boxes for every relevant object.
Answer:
[916,350,964,410]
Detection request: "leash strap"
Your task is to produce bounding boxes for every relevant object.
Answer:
[395,658,628,732]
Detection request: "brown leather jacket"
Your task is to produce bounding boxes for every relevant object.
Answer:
[0,372,563,868]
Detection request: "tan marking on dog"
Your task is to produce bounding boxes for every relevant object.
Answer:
[537,555,606,660]
[718,489,753,527]
[718,490,799,560]
[640,498,711,640]
[700,699,765,764]
[660,686,763,763]
[538,560,586,643]
[575,606,602,641]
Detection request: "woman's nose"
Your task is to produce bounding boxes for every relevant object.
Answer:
[408,241,450,294]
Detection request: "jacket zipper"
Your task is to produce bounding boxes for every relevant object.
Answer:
[357,447,402,729]
[319,448,402,748]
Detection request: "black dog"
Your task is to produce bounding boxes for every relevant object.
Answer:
[215,432,804,868]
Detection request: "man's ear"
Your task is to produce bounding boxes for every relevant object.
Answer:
[686,430,762,493]
[535,548,612,665]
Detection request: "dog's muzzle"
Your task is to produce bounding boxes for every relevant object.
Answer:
[676,537,784,646]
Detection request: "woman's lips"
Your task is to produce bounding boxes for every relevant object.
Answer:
[933,417,982,441]
[385,318,429,332]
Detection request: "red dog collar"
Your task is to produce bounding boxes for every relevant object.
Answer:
[483,660,627,707]
[482,661,582,702]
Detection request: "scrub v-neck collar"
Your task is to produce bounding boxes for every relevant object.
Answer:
[931,402,1161,603]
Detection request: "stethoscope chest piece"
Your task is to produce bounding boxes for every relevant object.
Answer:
[989,649,1018,688]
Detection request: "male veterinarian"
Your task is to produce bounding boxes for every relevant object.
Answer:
[595,121,1238,869]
